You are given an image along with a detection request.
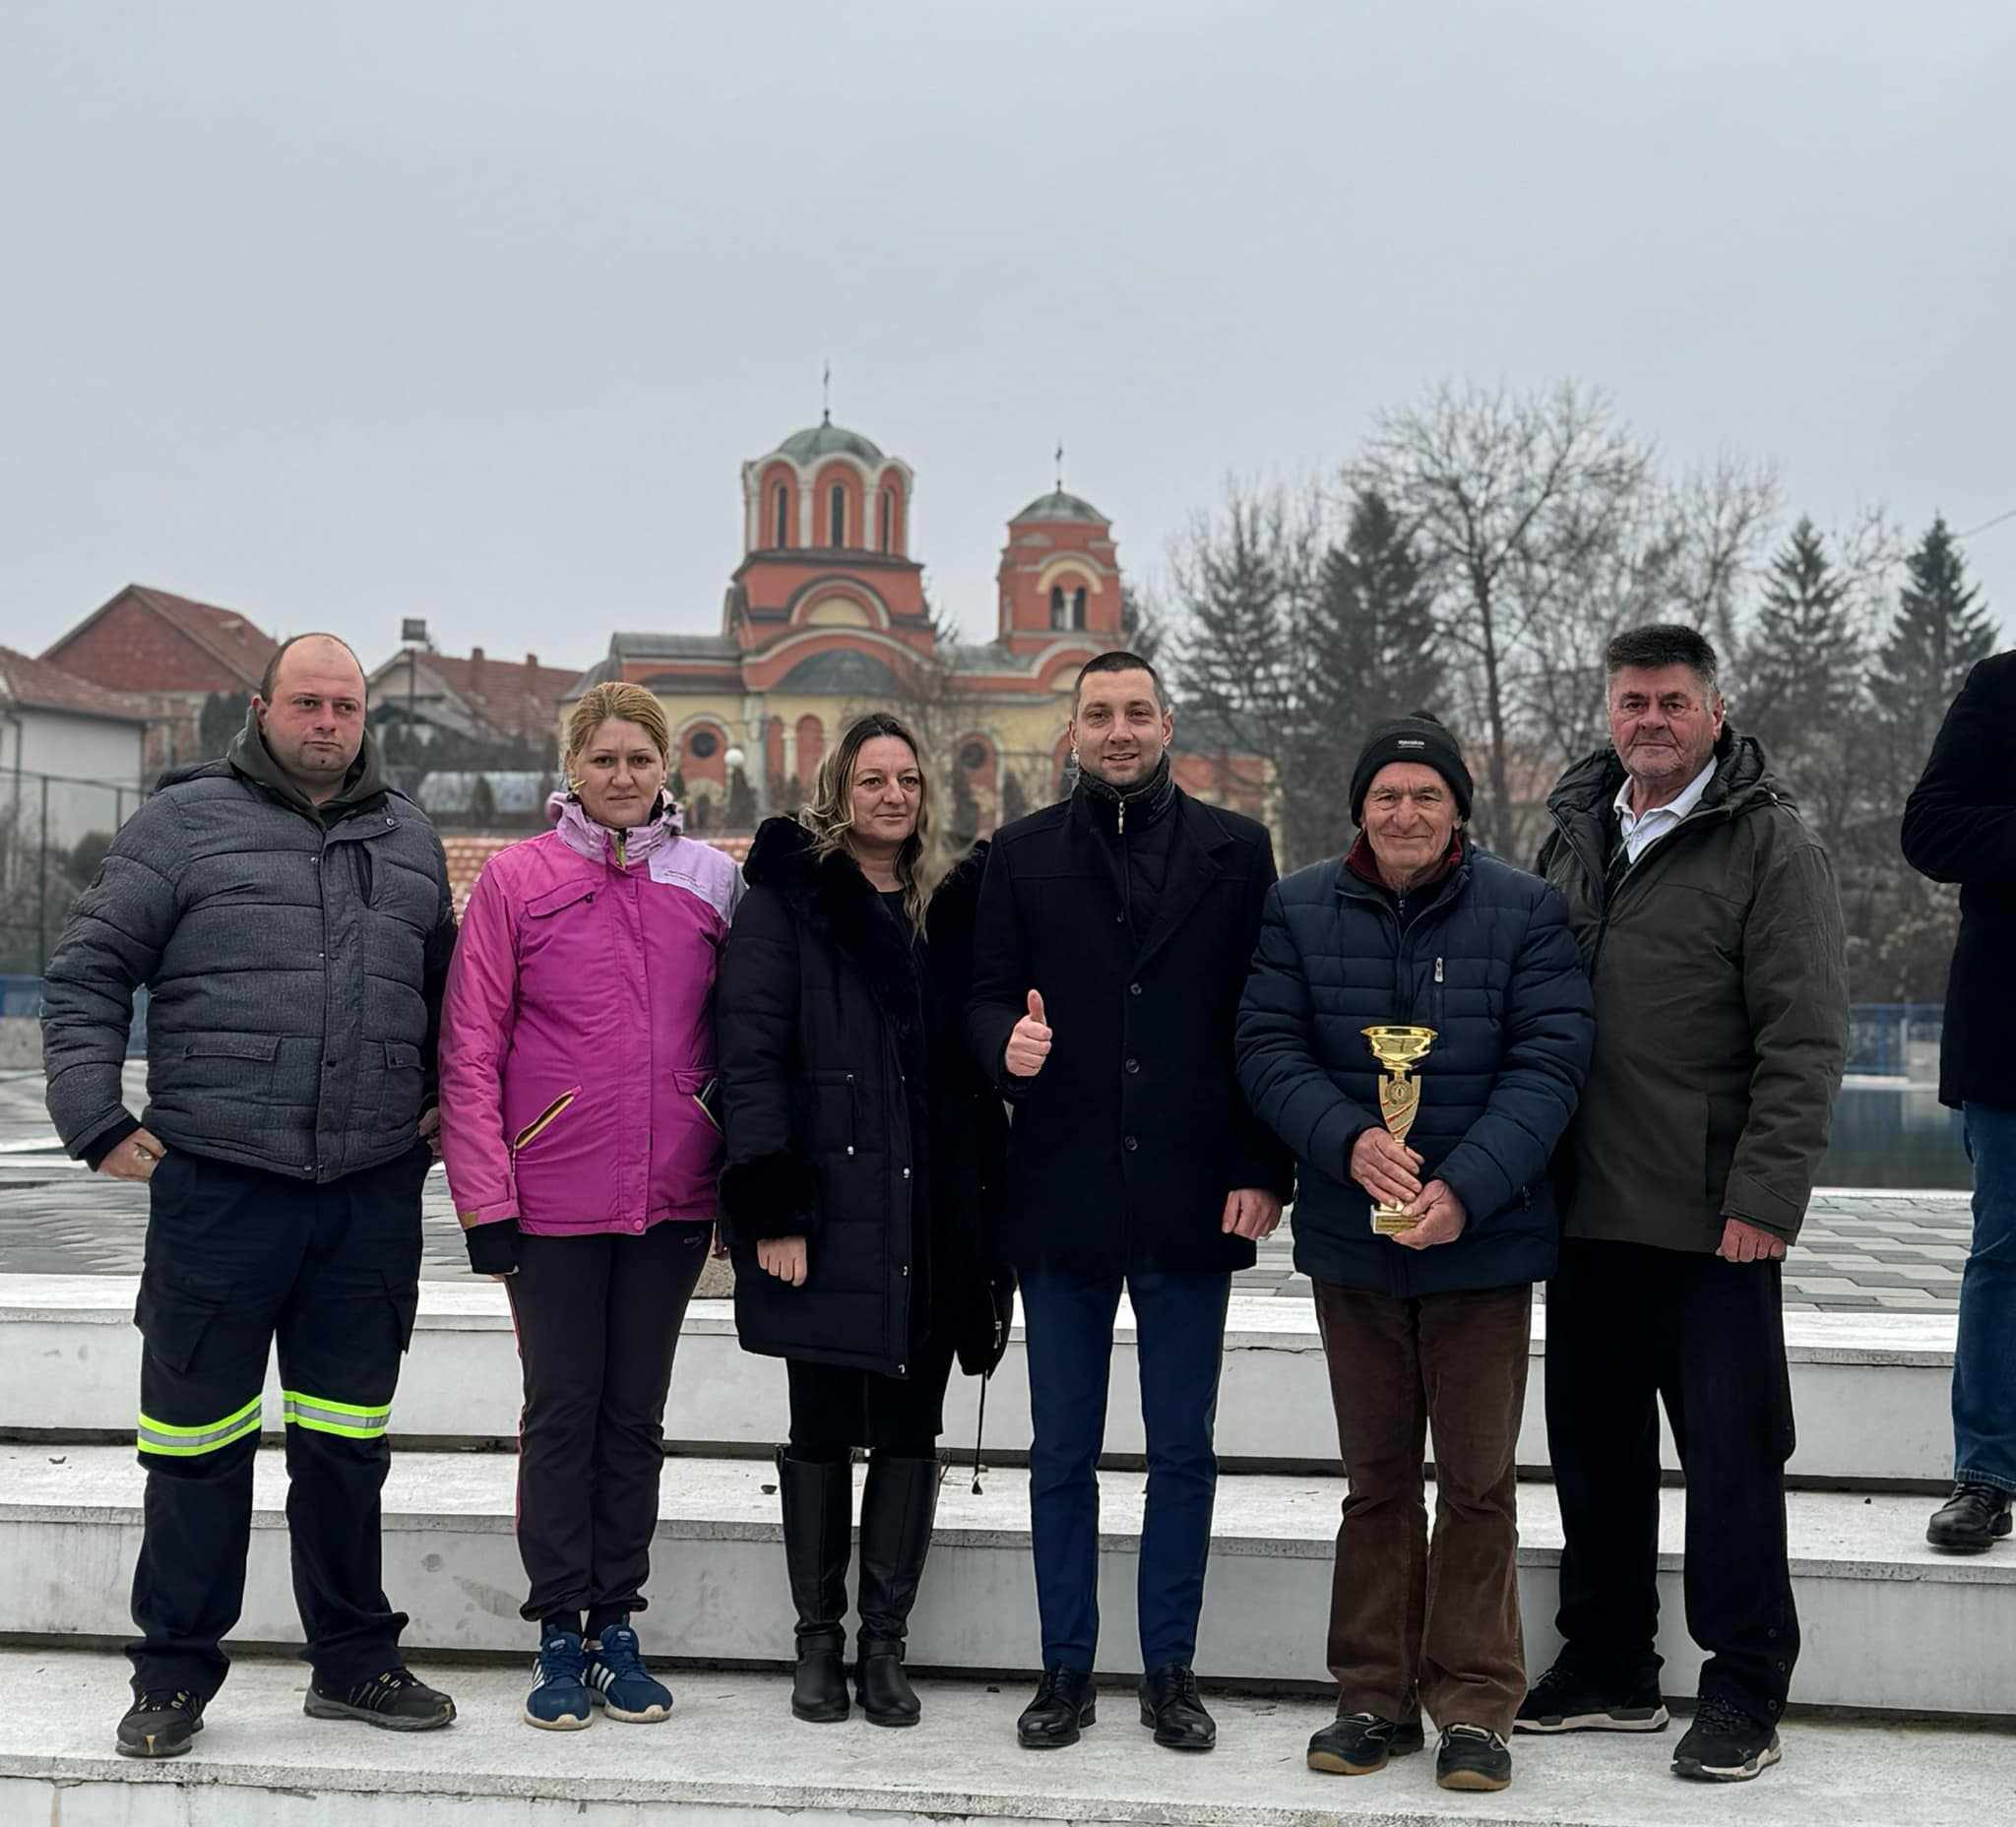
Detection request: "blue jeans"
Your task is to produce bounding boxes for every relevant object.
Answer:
[1019,1266,1231,1674]
[1957,1104,2016,1491]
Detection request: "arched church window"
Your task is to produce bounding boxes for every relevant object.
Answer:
[774,483,790,547]
[1050,585,1067,629]
[830,484,847,547]
[1072,588,1087,629]
[880,488,895,553]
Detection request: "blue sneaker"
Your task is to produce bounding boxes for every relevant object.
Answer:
[585,1618,673,1724]
[525,1627,593,1731]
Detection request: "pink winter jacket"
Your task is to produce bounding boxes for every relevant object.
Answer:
[440,795,743,1237]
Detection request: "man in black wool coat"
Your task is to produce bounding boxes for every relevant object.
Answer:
[967,650,1293,1755]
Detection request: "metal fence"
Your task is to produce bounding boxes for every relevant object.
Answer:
[1847,1003,1943,1078]
[0,769,148,976]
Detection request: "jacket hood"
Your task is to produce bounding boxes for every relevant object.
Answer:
[201,700,391,823]
[743,814,822,890]
[1547,725,1784,827]
[547,790,683,866]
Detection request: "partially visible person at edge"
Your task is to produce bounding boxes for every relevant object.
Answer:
[438,681,742,1732]
[715,713,1014,1731]
[40,635,459,1759]
[1237,714,1594,1796]
[1902,652,2016,1554]
[1528,623,1848,1785]
[967,652,1294,1755]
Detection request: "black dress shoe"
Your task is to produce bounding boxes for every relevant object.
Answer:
[1926,1482,2013,1552]
[1017,1668,1097,1749]
[1138,1663,1215,1751]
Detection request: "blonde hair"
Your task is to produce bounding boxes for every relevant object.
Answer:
[803,712,937,934]
[563,683,672,770]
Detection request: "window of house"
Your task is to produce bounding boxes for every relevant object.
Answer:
[830,483,847,547]
[774,483,790,547]
[880,488,895,552]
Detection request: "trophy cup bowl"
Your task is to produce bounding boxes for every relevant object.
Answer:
[1360,1024,1437,1235]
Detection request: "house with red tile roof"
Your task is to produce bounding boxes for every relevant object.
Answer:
[367,646,583,763]
[41,584,278,776]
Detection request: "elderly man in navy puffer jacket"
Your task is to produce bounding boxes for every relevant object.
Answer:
[1235,714,1593,1797]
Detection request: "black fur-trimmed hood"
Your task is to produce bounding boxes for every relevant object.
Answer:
[742,815,924,1048]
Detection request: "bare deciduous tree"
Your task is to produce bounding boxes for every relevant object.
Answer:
[1349,381,1654,854]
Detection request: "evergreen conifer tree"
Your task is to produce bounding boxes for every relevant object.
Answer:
[1301,488,1440,857]
[1740,518,1865,849]
[1868,516,1994,787]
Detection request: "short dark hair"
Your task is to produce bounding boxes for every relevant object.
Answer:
[259,632,365,702]
[1073,650,1166,711]
[1604,623,1720,696]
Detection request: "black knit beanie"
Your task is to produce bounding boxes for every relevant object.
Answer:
[1349,713,1474,826]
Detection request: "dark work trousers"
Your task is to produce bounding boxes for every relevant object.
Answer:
[1314,1282,1533,1738]
[129,1141,432,1700]
[1545,1237,1799,1727]
[1020,1266,1231,1673]
[505,1222,709,1625]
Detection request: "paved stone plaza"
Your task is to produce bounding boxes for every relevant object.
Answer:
[0,1066,1975,1310]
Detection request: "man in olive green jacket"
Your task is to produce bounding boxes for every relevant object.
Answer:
[1523,623,1848,1787]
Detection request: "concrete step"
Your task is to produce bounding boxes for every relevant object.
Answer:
[0,1274,1958,1486]
[3,1651,2008,1827]
[1,1445,2006,1716]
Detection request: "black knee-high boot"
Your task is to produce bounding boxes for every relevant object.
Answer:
[853,1454,941,1728]
[776,1447,852,1722]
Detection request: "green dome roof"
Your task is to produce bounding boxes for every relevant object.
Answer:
[1015,488,1108,525]
[776,418,886,464]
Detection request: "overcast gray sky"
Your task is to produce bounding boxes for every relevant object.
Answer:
[4,1,2012,676]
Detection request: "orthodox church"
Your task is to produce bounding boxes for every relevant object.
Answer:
[566,414,1267,835]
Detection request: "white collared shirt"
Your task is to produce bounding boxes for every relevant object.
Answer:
[1612,755,1717,866]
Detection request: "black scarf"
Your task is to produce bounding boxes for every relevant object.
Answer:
[1074,751,1176,835]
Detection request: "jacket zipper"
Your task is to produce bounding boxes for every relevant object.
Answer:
[1571,800,1734,976]
[512,1089,578,1153]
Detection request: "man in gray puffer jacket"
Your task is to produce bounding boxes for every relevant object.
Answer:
[41,634,460,1759]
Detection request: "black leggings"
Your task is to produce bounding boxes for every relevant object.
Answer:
[785,1344,953,1462]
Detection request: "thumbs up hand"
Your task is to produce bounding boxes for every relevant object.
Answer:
[1006,988,1052,1079]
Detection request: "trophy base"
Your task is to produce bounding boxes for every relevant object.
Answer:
[1370,1204,1419,1236]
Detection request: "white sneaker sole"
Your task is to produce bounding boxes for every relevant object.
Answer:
[1674,1737,1783,1782]
[523,1702,592,1731]
[589,1690,671,1725]
[1515,1705,1670,1734]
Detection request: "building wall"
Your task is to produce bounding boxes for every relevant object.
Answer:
[1,708,148,850]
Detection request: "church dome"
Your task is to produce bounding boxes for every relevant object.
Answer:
[777,418,886,465]
[1014,488,1108,526]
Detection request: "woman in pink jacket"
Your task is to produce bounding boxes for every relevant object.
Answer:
[440,681,741,1732]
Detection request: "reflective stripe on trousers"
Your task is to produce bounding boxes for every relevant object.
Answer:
[282,1390,393,1440]
[136,1396,263,1458]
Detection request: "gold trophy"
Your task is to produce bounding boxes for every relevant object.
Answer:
[1360,1024,1436,1234]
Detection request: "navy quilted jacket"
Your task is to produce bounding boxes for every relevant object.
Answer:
[1235,847,1594,1295]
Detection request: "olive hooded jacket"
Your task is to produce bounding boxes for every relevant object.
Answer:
[1535,728,1849,1251]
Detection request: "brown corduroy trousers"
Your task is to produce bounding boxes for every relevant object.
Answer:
[1313,1281,1533,1737]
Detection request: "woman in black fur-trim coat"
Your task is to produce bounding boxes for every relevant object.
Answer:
[716,713,1009,1731]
